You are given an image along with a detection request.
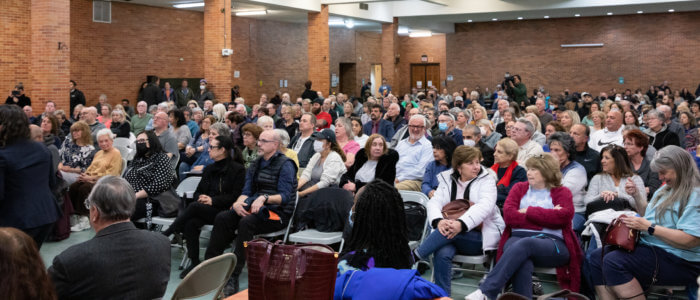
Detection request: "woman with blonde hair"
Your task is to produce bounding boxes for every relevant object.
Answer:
[59,121,96,184]
[589,111,606,134]
[335,117,360,168]
[557,110,580,132]
[470,106,489,126]
[581,102,601,126]
[212,103,227,123]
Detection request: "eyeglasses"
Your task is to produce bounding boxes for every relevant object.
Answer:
[209,145,222,149]
[408,125,425,129]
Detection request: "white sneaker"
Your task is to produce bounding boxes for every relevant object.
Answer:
[69,215,80,227]
[75,216,91,231]
[465,289,487,300]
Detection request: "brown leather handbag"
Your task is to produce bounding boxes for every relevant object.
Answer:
[603,216,639,252]
[245,239,338,300]
[441,200,474,220]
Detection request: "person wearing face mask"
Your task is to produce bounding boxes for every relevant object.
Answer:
[413,146,505,296]
[477,119,501,150]
[125,131,177,221]
[437,112,464,146]
[297,129,347,197]
[196,79,215,107]
[463,125,494,167]
[340,134,399,193]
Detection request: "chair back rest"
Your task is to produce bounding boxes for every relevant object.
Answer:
[113,137,131,148]
[176,176,202,197]
[114,144,130,160]
[121,158,128,177]
[171,253,237,300]
[399,191,430,244]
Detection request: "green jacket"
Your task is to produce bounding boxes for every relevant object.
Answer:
[174,88,195,108]
[131,113,152,135]
[513,83,527,103]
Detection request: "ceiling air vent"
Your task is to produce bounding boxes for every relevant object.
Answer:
[359,3,369,10]
[93,0,112,23]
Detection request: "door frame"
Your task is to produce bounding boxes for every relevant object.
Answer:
[410,63,440,93]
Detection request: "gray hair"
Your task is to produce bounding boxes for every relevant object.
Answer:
[646,109,666,123]
[410,114,429,128]
[274,129,290,147]
[112,109,125,118]
[465,124,481,137]
[516,118,535,136]
[191,107,203,114]
[210,122,231,137]
[87,176,135,221]
[256,116,274,128]
[148,105,158,114]
[523,113,542,132]
[547,132,576,161]
[95,128,115,140]
[649,145,700,223]
[157,102,169,110]
[335,117,354,139]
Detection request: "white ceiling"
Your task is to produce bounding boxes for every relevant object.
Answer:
[112,0,700,33]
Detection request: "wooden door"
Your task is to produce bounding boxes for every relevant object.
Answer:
[425,64,441,90]
[410,63,440,92]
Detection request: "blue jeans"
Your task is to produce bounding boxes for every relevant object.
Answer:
[178,161,192,182]
[480,231,569,299]
[572,212,586,233]
[416,229,482,295]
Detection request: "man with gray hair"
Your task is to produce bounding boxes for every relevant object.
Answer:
[49,176,170,299]
[463,124,494,167]
[512,118,544,165]
[395,114,433,191]
[491,99,510,125]
[643,109,680,150]
[657,105,685,147]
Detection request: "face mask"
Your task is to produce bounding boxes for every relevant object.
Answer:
[199,85,205,90]
[135,143,148,156]
[438,122,448,132]
[615,96,621,101]
[313,140,324,153]
[463,139,476,147]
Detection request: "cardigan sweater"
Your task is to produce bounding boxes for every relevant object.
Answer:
[340,148,399,189]
[498,182,583,292]
[85,148,123,177]
[301,151,347,189]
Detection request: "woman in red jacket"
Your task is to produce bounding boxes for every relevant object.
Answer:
[466,154,583,300]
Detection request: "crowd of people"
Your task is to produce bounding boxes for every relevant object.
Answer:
[1,76,699,299]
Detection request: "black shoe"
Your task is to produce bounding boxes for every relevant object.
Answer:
[170,233,182,245]
[179,263,196,279]
[222,275,239,297]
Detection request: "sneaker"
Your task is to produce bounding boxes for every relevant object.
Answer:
[465,289,487,300]
[451,263,463,280]
[69,215,80,227]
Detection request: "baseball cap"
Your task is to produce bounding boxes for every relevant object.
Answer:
[311,129,336,144]
[581,92,591,97]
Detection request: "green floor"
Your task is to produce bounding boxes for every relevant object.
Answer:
[39,229,561,300]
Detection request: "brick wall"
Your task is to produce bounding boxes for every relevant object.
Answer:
[31,0,71,109]
[329,28,382,97]
[70,0,204,107]
[0,0,31,102]
[447,12,700,96]
[381,18,400,94]
[307,5,330,97]
[398,35,447,95]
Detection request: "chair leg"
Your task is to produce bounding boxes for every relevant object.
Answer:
[338,238,345,253]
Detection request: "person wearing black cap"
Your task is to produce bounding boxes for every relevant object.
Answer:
[297,129,347,198]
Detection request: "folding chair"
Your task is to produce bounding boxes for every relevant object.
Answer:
[398,191,430,250]
[254,192,299,243]
[171,253,237,300]
[288,188,351,252]
[120,158,128,177]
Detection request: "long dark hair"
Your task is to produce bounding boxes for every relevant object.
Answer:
[601,144,634,179]
[343,180,412,269]
[431,135,457,166]
[215,135,244,165]
[0,105,30,148]
[169,109,187,128]
[0,227,57,300]
[136,130,164,158]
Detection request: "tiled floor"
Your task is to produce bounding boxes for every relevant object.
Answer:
[40,229,560,300]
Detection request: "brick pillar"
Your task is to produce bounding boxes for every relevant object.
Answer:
[307,5,330,96]
[204,0,232,103]
[30,0,70,110]
[381,17,400,95]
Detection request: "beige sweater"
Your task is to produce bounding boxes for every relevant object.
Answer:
[86,148,123,177]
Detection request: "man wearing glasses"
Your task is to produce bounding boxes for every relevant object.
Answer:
[394,114,434,191]
[204,129,297,296]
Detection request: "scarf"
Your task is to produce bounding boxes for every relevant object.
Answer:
[491,161,518,187]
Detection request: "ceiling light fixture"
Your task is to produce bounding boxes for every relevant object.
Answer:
[398,27,409,34]
[517,17,523,20]
[173,2,204,8]
[637,11,644,14]
[492,18,498,21]
[544,15,549,19]
[668,9,675,12]
[409,31,432,38]
[574,14,581,17]
[344,20,354,29]
[235,10,267,16]
[467,19,473,23]
[607,12,613,15]
[328,20,344,26]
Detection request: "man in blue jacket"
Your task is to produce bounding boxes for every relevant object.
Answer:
[363,103,395,140]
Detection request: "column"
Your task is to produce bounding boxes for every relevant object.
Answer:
[204,0,232,102]
[307,4,330,95]
[30,0,70,109]
[381,17,400,95]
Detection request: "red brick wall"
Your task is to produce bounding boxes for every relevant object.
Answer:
[447,12,700,96]
[0,0,31,102]
[307,5,330,97]
[381,18,400,94]
[203,0,232,102]
[329,28,382,97]
[398,35,447,95]
[70,0,204,107]
[31,0,71,109]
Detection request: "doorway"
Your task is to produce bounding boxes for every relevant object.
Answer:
[370,64,382,96]
[410,63,440,93]
[339,63,356,96]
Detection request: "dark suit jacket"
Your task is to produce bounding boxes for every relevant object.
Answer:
[49,222,171,300]
[363,119,395,140]
[142,83,163,107]
[0,140,60,229]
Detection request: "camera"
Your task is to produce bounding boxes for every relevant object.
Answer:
[504,72,515,86]
[11,90,20,97]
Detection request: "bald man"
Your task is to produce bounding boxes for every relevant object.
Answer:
[153,111,179,167]
[588,110,624,152]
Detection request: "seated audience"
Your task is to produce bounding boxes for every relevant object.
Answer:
[97,103,112,129]
[491,138,528,208]
[584,144,647,212]
[256,115,274,131]
[241,123,262,168]
[523,113,547,145]
[68,129,123,232]
[275,129,299,168]
[466,154,582,300]
[55,109,73,137]
[109,109,130,138]
[169,109,192,151]
[162,135,245,278]
[422,136,457,198]
[40,114,63,148]
[298,129,347,197]
[548,132,588,232]
[512,118,544,165]
[124,131,176,220]
[569,123,601,182]
[588,110,624,152]
[363,104,395,140]
[0,105,60,249]
[464,124,494,167]
[130,101,151,135]
[495,108,516,138]
[341,134,398,193]
[275,105,299,139]
[643,109,680,150]
[152,111,179,167]
[414,146,505,295]
[49,176,171,299]
[390,107,423,148]
[58,121,96,184]
[585,146,700,300]
[624,129,662,200]
[0,227,57,300]
[335,117,361,168]
[351,117,369,147]
[204,130,297,296]
[545,121,565,141]
[395,115,434,191]
[477,119,501,149]
[30,124,60,168]
[180,120,228,178]
[180,115,214,177]
[290,113,317,173]
[437,112,464,146]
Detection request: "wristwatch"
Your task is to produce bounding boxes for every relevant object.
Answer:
[647,224,656,236]
[263,194,269,204]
